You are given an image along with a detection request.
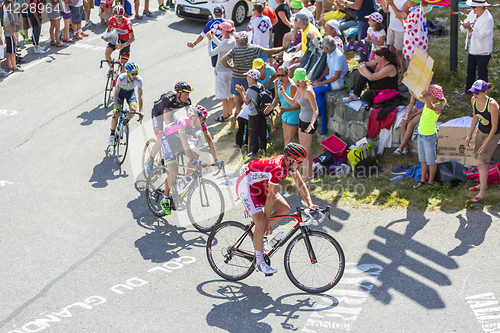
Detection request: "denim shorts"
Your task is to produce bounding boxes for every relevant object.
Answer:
[418,133,437,165]
[230,77,248,96]
[69,5,83,24]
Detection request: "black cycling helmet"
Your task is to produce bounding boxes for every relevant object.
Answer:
[174,82,193,93]
[284,143,307,159]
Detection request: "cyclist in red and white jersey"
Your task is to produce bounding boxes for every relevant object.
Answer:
[236,143,318,274]
[104,5,134,73]
[146,82,193,174]
[159,105,222,215]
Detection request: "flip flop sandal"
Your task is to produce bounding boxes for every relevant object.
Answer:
[401,148,409,155]
[471,196,483,203]
[215,116,228,122]
[394,148,403,156]
[469,186,479,191]
[456,92,468,99]
[413,181,427,189]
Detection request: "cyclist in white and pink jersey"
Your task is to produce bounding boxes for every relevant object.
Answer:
[236,143,318,274]
[159,105,222,215]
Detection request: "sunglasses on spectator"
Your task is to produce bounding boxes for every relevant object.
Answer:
[277,73,287,77]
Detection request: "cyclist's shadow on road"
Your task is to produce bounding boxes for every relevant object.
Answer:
[77,105,112,126]
[89,153,129,188]
[447,209,493,256]
[198,280,337,332]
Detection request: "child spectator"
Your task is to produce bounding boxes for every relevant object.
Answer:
[99,0,113,25]
[235,104,249,149]
[345,12,385,60]
[4,0,24,72]
[412,84,446,189]
[235,69,267,157]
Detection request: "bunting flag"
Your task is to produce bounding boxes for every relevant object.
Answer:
[423,0,451,7]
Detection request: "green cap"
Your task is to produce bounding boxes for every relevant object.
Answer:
[290,0,304,9]
[292,68,308,82]
[410,0,422,4]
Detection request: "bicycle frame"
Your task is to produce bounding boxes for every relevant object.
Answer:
[230,207,326,264]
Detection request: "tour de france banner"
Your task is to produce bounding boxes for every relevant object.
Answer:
[402,47,434,98]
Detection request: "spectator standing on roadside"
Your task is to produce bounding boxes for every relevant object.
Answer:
[383,0,407,81]
[187,5,225,69]
[28,0,45,53]
[220,31,289,119]
[47,0,64,47]
[253,58,278,132]
[248,2,273,62]
[457,0,494,99]
[399,0,427,62]
[83,0,96,27]
[4,0,24,72]
[60,0,74,43]
[336,0,376,62]
[133,0,142,19]
[207,20,236,122]
[70,0,88,39]
[273,0,292,48]
[0,0,5,77]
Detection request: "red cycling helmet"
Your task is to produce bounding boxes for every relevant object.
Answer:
[284,143,307,159]
[113,5,125,16]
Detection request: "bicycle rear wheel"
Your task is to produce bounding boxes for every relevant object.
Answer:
[187,178,224,233]
[116,123,129,165]
[142,139,161,181]
[145,166,167,217]
[284,230,345,293]
[104,73,113,108]
[206,221,255,281]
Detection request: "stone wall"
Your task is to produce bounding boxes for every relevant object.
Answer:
[314,90,417,152]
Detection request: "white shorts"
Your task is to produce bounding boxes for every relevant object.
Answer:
[236,174,282,216]
[387,28,404,51]
[215,70,233,100]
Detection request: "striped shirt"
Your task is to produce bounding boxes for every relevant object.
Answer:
[226,44,264,79]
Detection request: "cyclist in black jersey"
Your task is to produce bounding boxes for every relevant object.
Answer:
[146,82,193,174]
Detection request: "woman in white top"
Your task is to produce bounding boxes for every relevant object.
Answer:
[207,20,237,122]
[457,0,494,98]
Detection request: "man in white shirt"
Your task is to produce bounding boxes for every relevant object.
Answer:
[248,2,273,61]
[384,0,408,79]
[312,35,349,135]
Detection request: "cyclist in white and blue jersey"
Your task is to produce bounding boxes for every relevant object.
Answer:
[108,62,144,145]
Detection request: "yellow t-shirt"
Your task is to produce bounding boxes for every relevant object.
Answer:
[301,24,321,53]
[418,102,441,135]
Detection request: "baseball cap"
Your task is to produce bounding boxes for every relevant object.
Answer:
[290,0,304,9]
[244,69,261,80]
[219,20,235,31]
[292,68,308,82]
[365,12,383,23]
[236,31,249,39]
[213,5,223,15]
[326,20,340,34]
[427,84,444,99]
[252,58,265,69]
[469,79,489,94]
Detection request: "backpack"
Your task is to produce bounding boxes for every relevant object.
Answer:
[250,85,273,116]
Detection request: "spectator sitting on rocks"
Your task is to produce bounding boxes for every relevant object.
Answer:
[312,35,348,135]
[394,95,424,156]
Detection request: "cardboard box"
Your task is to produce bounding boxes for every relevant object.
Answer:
[437,126,476,157]
[436,155,465,164]
[464,156,478,166]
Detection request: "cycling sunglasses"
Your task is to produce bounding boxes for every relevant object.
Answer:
[129,72,138,76]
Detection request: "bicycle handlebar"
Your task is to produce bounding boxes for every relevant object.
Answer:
[300,206,331,226]
[100,59,121,68]
[116,109,143,123]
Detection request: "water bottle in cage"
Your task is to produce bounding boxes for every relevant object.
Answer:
[269,231,284,247]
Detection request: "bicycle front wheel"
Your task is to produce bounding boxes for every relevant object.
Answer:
[142,139,161,181]
[206,221,255,281]
[104,73,113,108]
[284,230,345,293]
[187,178,224,232]
[145,166,167,217]
[116,123,129,165]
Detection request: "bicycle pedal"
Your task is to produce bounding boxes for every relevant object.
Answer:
[264,273,274,277]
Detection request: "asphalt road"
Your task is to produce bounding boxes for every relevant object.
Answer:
[1,7,500,333]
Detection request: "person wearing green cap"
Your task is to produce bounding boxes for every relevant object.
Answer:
[278,67,319,184]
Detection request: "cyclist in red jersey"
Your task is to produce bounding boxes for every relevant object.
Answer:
[103,5,134,73]
[236,143,318,274]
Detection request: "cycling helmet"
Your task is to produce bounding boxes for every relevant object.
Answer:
[189,104,208,117]
[188,107,204,119]
[113,5,125,16]
[125,62,139,72]
[174,82,193,93]
[284,143,307,159]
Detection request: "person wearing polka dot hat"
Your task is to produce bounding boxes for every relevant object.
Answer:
[398,0,428,63]
[411,83,447,189]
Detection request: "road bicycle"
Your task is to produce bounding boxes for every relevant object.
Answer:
[206,206,345,293]
[100,59,122,108]
[145,154,225,233]
[108,109,142,165]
